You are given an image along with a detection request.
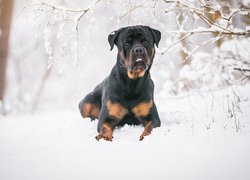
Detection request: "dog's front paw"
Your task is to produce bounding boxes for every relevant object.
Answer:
[95,133,113,141]
[139,131,151,141]
[139,121,152,141]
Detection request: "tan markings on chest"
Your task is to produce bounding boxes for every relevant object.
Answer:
[132,100,153,117]
[106,101,128,120]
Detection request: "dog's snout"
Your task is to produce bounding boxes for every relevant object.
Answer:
[133,46,143,55]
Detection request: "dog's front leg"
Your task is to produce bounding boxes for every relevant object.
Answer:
[133,102,161,141]
[95,100,128,141]
[139,121,153,141]
[95,121,114,141]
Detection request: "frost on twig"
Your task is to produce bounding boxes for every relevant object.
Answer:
[169,38,250,95]
[36,0,102,68]
[43,27,53,69]
[40,0,101,31]
[161,0,250,63]
[29,0,102,112]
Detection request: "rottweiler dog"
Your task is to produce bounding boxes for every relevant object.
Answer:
[79,25,161,141]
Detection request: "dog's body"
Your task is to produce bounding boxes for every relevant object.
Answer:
[79,25,161,141]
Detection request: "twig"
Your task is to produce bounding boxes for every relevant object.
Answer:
[226,9,250,28]
[233,68,250,72]
[164,0,213,16]
[119,4,143,19]
[230,90,241,132]
[153,0,158,15]
[226,9,250,22]
[181,34,224,64]
[166,30,250,36]
[163,0,250,35]
[75,10,89,31]
[41,1,90,13]
[197,0,205,7]
[193,10,233,33]
[41,0,102,30]
[160,32,193,55]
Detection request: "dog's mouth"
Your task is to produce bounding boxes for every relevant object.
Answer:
[127,58,150,79]
[128,58,148,70]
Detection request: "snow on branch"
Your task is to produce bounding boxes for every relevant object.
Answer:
[167,29,249,36]
[40,0,101,30]
[161,0,250,62]
[36,0,103,69]
[163,0,250,35]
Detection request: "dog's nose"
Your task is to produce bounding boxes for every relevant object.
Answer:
[133,46,143,55]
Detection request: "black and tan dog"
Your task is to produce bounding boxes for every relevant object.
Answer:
[79,25,161,141]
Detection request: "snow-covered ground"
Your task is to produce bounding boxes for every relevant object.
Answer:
[1,84,250,180]
[1,1,250,180]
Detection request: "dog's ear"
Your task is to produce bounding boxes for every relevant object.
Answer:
[148,27,161,48]
[108,29,121,51]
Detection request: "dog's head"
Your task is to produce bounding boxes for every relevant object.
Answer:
[108,25,161,79]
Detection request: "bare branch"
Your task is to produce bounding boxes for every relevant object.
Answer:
[160,32,193,55]
[233,68,250,73]
[41,1,90,13]
[166,30,250,36]
[163,0,250,36]
[192,10,231,32]
[160,0,249,59]
[41,0,102,30]
[119,4,143,19]
[226,9,250,28]
[181,34,224,64]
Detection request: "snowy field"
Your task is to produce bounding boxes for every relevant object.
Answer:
[1,85,250,180]
[1,0,250,180]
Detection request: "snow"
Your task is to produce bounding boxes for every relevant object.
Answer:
[1,84,250,180]
[1,0,250,179]
[243,0,250,7]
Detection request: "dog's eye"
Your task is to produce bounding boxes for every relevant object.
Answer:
[125,42,130,47]
[144,40,149,45]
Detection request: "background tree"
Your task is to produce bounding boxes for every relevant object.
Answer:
[2,0,249,113]
[0,0,14,112]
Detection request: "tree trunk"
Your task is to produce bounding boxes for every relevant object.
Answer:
[0,0,14,102]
